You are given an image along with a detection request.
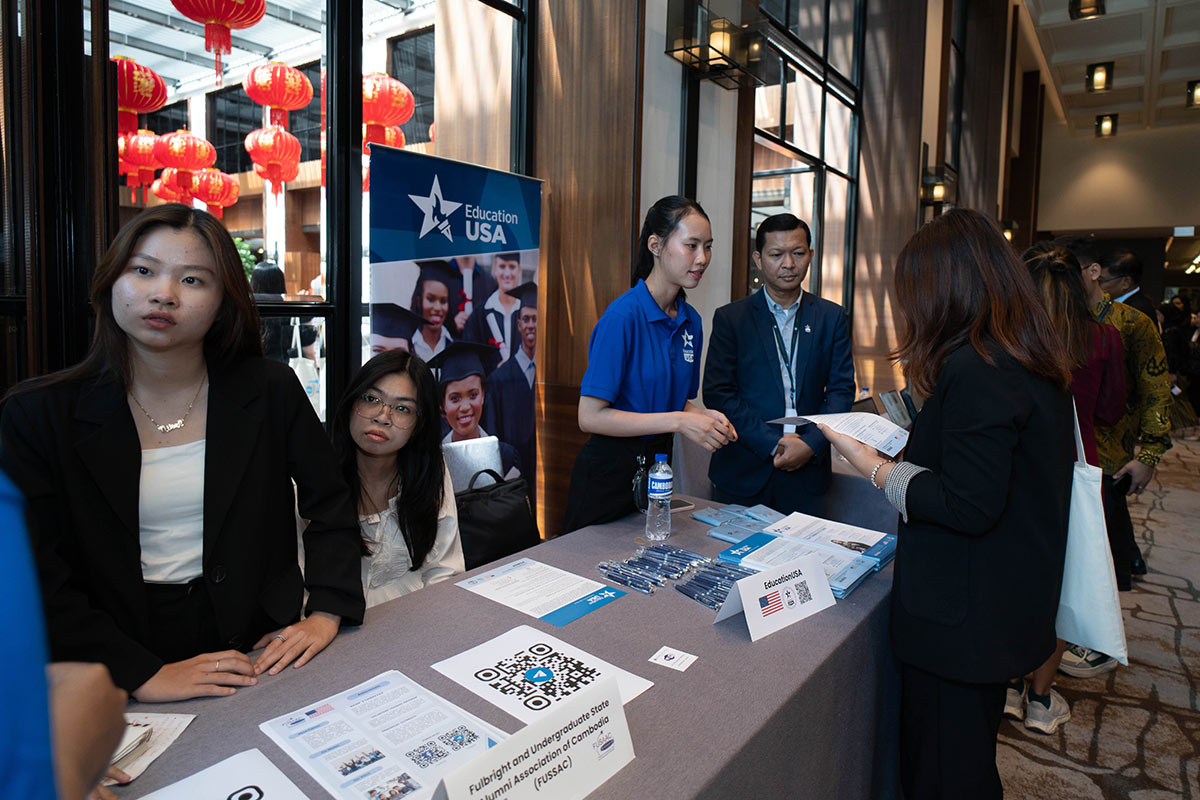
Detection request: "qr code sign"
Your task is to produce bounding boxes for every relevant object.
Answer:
[792,580,812,604]
[473,642,600,712]
[438,725,479,751]
[405,739,449,769]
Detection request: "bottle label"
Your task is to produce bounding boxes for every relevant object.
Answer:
[648,476,672,499]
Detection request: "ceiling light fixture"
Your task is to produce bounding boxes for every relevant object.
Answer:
[1069,0,1105,20]
[1188,80,1200,108]
[1095,114,1117,137]
[1086,62,1113,92]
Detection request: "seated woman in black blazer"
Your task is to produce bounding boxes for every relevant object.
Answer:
[819,209,1075,799]
[0,204,365,703]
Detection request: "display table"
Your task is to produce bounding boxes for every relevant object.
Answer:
[119,499,900,799]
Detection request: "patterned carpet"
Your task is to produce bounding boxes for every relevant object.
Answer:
[997,438,1200,799]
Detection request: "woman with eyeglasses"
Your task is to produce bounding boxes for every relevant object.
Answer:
[327,350,465,607]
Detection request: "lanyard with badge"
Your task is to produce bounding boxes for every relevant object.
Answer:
[769,312,801,411]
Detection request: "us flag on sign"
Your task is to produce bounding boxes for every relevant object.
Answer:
[759,590,783,617]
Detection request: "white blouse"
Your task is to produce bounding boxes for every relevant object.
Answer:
[139,439,206,584]
[358,463,465,607]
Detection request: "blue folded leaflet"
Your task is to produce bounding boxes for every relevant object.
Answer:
[721,504,753,518]
[743,504,786,525]
[692,507,743,527]
[707,523,753,544]
[716,531,875,599]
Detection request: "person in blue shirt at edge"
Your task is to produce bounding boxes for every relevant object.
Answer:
[704,213,855,515]
[562,195,738,534]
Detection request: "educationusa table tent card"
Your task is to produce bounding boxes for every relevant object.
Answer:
[713,555,836,642]
[141,748,307,799]
[434,678,633,800]
[432,625,653,725]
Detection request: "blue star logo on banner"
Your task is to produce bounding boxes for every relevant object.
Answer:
[408,175,463,241]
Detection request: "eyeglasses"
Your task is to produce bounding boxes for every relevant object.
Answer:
[1097,274,1123,285]
[354,393,417,425]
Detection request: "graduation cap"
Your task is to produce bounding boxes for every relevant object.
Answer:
[370,303,426,340]
[428,341,502,385]
[416,259,460,289]
[510,281,538,309]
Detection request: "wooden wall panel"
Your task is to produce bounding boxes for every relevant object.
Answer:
[957,0,1009,216]
[533,0,644,537]
[851,0,927,395]
[435,0,513,171]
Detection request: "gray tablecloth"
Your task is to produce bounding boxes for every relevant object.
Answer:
[120,499,900,799]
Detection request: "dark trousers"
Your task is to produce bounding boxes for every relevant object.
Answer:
[1102,474,1135,590]
[144,579,225,662]
[711,468,825,517]
[562,433,672,534]
[900,662,1006,800]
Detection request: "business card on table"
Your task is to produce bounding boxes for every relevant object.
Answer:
[648,646,698,672]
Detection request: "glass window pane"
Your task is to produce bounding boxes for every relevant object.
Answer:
[750,141,816,294]
[823,93,852,174]
[828,0,857,80]
[785,65,822,157]
[790,0,826,58]
[754,46,783,139]
[820,172,849,304]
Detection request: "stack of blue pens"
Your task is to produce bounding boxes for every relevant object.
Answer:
[596,560,666,594]
[675,560,757,610]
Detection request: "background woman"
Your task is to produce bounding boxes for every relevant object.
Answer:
[819,209,1074,798]
[409,260,457,362]
[1007,242,1125,734]
[562,195,737,533]
[0,204,364,703]
[328,350,464,607]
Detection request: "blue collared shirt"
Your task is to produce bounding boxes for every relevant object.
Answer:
[580,280,702,414]
[762,288,802,411]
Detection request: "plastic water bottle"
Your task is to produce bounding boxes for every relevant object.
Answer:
[646,454,672,542]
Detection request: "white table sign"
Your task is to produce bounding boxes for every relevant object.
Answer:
[140,749,307,799]
[434,678,633,800]
[713,555,836,641]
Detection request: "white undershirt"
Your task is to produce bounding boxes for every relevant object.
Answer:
[139,439,206,584]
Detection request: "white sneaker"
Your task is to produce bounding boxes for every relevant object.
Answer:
[1003,679,1026,721]
[1059,644,1118,678]
[1024,688,1071,734]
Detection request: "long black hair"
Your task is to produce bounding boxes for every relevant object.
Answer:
[330,350,446,569]
[631,195,710,298]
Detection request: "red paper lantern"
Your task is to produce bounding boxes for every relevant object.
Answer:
[170,0,267,83]
[112,56,167,136]
[243,62,313,128]
[245,126,301,196]
[154,130,216,203]
[152,172,185,203]
[192,168,240,218]
[362,73,414,144]
[119,129,161,203]
[361,126,405,192]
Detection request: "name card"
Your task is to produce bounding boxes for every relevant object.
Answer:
[435,678,633,800]
[713,555,835,641]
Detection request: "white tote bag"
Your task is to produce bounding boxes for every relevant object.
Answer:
[288,319,324,421]
[1055,403,1128,664]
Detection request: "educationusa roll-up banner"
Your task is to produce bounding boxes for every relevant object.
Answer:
[368,146,542,492]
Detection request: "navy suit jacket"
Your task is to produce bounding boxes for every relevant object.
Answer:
[704,290,855,498]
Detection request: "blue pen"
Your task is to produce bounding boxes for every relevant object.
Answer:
[675,583,722,609]
[601,561,666,586]
[597,566,654,594]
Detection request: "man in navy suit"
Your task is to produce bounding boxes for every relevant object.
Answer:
[704,213,855,515]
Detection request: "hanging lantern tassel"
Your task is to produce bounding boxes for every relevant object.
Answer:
[171,0,267,85]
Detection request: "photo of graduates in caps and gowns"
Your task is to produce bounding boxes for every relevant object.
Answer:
[369,252,538,488]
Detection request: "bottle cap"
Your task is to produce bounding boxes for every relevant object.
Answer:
[655,453,668,462]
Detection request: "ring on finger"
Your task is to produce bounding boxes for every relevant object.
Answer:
[274,633,288,643]
[215,659,221,672]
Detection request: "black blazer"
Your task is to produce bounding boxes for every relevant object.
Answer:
[704,290,855,498]
[0,358,365,693]
[892,344,1074,684]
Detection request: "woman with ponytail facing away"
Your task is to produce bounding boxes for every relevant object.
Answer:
[562,196,737,533]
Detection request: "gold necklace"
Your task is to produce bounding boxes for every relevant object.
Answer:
[130,374,207,434]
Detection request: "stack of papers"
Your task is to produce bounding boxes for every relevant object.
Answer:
[693,503,780,544]
[103,713,196,786]
[716,532,874,599]
[765,512,897,570]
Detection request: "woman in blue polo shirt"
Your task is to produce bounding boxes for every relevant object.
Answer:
[563,195,737,533]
